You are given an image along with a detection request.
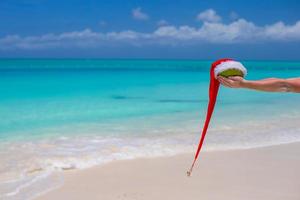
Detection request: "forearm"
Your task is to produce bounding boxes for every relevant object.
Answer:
[241,78,298,92]
[218,76,300,93]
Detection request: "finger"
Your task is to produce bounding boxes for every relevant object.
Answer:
[218,76,230,83]
[219,76,232,82]
[218,76,236,88]
[217,77,226,84]
[227,76,236,80]
[228,76,239,81]
[229,76,244,82]
[219,79,232,87]
[217,77,224,83]
[224,82,233,88]
[220,77,233,86]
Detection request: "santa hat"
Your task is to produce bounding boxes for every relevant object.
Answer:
[214,60,247,78]
[187,58,247,176]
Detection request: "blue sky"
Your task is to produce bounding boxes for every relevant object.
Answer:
[0,0,299,59]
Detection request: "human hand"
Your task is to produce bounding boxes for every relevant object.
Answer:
[217,76,245,88]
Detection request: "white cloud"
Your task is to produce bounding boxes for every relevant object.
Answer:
[132,7,149,20]
[264,21,300,40]
[196,9,221,23]
[1,19,300,50]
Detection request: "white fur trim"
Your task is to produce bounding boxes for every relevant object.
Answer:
[214,60,247,78]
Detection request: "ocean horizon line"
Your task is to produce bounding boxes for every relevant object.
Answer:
[1,59,300,71]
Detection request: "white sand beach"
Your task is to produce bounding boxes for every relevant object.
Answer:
[37,142,300,200]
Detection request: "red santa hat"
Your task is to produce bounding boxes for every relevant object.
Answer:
[187,58,247,176]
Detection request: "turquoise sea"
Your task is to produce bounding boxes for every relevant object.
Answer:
[1,59,300,199]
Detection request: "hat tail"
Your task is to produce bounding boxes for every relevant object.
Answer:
[187,64,221,176]
[187,80,219,176]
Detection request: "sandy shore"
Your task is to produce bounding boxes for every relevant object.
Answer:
[37,142,300,200]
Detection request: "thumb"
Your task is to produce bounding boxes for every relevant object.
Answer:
[228,76,243,81]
